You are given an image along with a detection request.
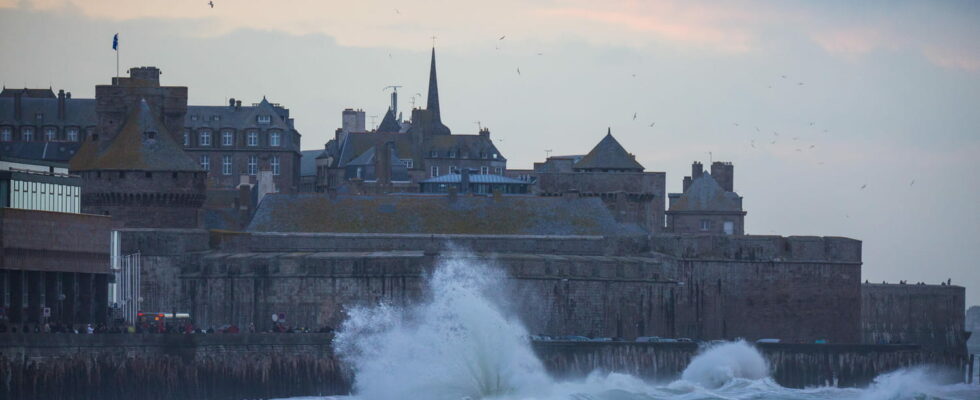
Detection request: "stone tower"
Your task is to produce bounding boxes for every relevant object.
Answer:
[70,67,205,228]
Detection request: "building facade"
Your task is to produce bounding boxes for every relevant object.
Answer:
[0,87,96,145]
[182,97,302,193]
[69,67,206,229]
[315,48,506,193]
[666,161,746,235]
[532,130,666,233]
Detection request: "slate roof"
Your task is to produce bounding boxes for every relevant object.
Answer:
[299,149,323,177]
[184,97,293,131]
[247,194,644,236]
[668,173,743,213]
[70,99,201,172]
[421,173,527,184]
[424,134,504,161]
[573,130,644,171]
[0,97,97,128]
[377,109,400,133]
[0,142,81,163]
[337,132,418,168]
[0,88,56,98]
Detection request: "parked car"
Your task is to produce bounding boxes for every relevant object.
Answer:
[560,335,591,341]
[590,337,612,342]
[635,336,662,342]
[756,338,781,344]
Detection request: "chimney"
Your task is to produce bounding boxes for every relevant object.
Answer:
[57,90,66,120]
[479,127,490,137]
[229,97,236,108]
[710,162,734,192]
[692,162,704,180]
[66,92,71,100]
[390,90,398,118]
[375,142,394,185]
[460,168,471,193]
[682,176,693,192]
[235,100,242,110]
[13,90,22,121]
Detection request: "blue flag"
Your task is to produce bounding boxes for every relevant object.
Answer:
[113,33,118,50]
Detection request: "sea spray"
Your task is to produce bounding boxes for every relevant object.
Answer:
[334,254,550,400]
[329,254,980,400]
[679,341,769,388]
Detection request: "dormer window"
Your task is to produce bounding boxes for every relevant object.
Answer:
[429,150,438,158]
[67,127,79,142]
[35,113,43,120]
[21,127,34,141]
[190,115,198,121]
[448,150,456,158]
[0,127,11,142]
[144,130,157,140]
[212,115,221,121]
[199,130,212,146]
[492,153,498,159]
[257,115,272,124]
[44,127,57,141]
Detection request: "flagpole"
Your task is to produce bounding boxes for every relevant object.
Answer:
[116,44,119,79]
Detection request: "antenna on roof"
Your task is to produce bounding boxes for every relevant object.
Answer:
[383,85,402,116]
[545,149,553,158]
[474,121,481,130]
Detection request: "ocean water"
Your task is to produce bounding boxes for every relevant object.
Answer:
[285,255,980,400]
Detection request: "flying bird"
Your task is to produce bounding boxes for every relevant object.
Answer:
[516,67,521,75]
[910,179,915,186]
[809,122,815,126]
[755,127,760,132]
[633,112,637,120]
[208,1,214,8]
[537,52,543,56]
[809,145,815,149]
[734,122,739,126]
[649,122,656,127]
[860,184,867,190]
[750,140,756,148]
[781,75,787,79]
[798,82,804,86]
[395,9,400,14]
[499,35,506,40]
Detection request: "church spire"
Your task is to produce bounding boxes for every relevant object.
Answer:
[426,47,441,123]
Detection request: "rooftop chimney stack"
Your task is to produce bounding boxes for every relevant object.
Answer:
[710,161,734,192]
[692,161,704,180]
[57,89,66,120]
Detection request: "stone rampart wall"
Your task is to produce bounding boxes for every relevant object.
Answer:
[862,283,967,352]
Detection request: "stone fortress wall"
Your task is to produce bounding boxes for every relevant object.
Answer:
[121,229,873,345]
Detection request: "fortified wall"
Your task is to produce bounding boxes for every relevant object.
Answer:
[1,333,965,400]
[120,229,864,344]
[862,283,967,353]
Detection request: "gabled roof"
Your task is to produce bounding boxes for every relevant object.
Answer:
[668,173,743,213]
[336,132,418,168]
[247,194,644,236]
[0,97,97,127]
[377,109,400,133]
[184,97,294,132]
[573,129,644,171]
[70,99,201,172]
[0,88,56,98]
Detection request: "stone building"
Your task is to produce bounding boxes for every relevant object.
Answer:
[666,161,745,235]
[182,97,302,193]
[315,48,506,193]
[0,74,302,194]
[0,87,96,144]
[70,68,205,228]
[533,130,666,233]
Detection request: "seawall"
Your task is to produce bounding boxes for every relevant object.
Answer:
[1,334,967,399]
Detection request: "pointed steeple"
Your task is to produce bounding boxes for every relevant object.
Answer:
[426,47,441,122]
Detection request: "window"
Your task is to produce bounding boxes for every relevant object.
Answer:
[492,153,498,159]
[212,115,221,121]
[248,155,258,175]
[247,131,258,146]
[35,113,43,121]
[67,127,79,142]
[199,130,211,146]
[401,159,413,169]
[1,127,11,142]
[21,127,34,141]
[191,115,199,121]
[200,155,210,171]
[429,150,438,158]
[430,166,439,177]
[44,127,57,141]
[270,131,281,147]
[183,130,190,146]
[700,219,712,231]
[257,115,272,124]
[480,166,489,175]
[723,221,735,235]
[448,150,456,158]
[222,155,232,175]
[222,131,233,146]
[449,166,459,174]
[271,156,280,175]
[494,167,502,175]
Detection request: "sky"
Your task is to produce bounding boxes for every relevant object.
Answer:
[1,0,978,305]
